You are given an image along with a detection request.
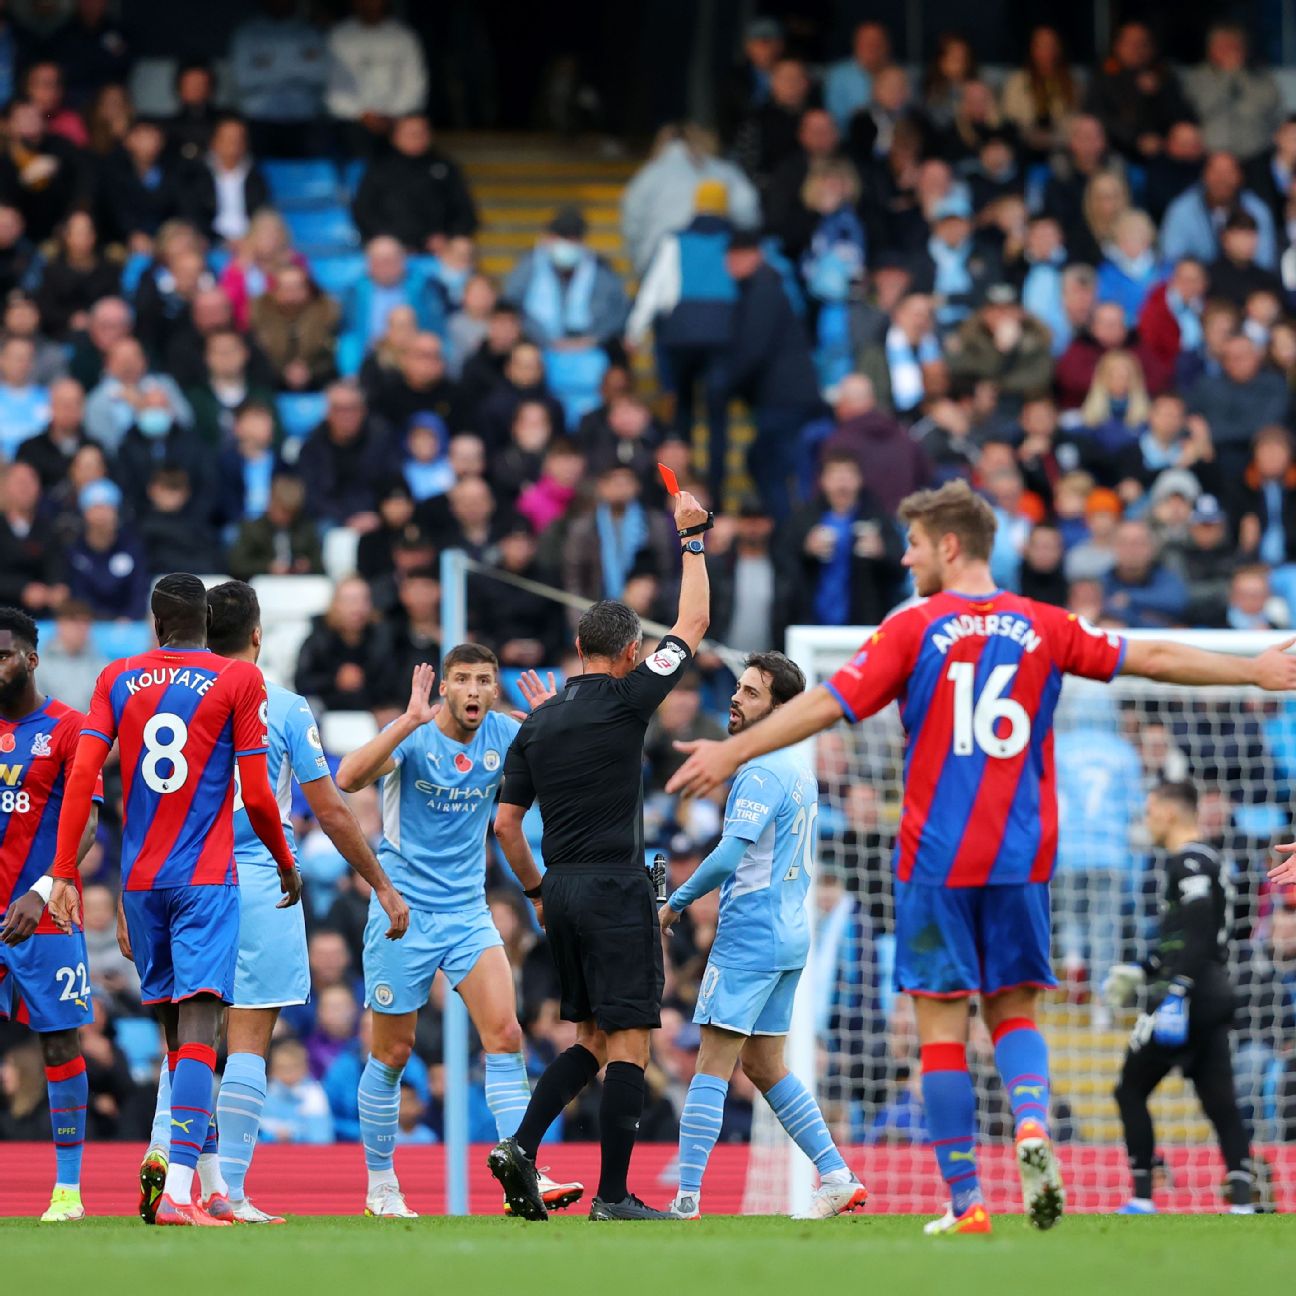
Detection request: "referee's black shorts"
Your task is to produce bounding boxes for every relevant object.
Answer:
[541,864,664,1032]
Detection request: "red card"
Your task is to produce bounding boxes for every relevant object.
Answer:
[657,462,680,495]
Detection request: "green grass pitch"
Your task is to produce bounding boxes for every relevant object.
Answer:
[2,1214,1292,1296]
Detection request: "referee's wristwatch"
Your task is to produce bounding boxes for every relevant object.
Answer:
[681,538,705,556]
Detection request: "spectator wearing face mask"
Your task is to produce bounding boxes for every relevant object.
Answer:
[114,385,217,525]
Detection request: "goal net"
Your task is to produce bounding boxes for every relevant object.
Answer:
[775,625,1296,1216]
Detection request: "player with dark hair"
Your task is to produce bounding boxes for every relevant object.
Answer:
[660,650,867,1220]
[49,572,300,1227]
[0,607,103,1221]
[140,580,409,1224]
[336,643,579,1219]
[1106,780,1257,1215]
[668,478,1296,1235]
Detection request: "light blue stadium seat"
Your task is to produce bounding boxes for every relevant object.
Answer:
[308,252,366,297]
[276,391,328,441]
[120,252,152,297]
[207,246,232,277]
[543,347,608,430]
[341,158,367,197]
[263,159,342,208]
[115,1016,162,1082]
[335,332,365,377]
[92,621,153,659]
[283,206,360,255]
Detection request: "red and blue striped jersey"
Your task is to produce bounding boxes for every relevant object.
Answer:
[825,591,1127,887]
[82,648,270,890]
[0,698,104,932]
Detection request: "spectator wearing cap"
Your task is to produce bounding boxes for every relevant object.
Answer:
[764,109,843,262]
[1208,209,1285,307]
[503,206,629,352]
[733,57,814,188]
[1236,425,1296,567]
[816,373,931,515]
[1137,257,1208,393]
[296,381,398,532]
[723,231,823,520]
[1065,487,1123,583]
[326,0,428,157]
[1084,21,1191,162]
[0,334,48,460]
[227,472,322,581]
[401,413,455,502]
[1184,23,1283,163]
[1161,151,1277,270]
[1095,209,1165,326]
[346,236,444,349]
[250,262,341,392]
[16,377,90,491]
[824,21,891,132]
[0,460,66,618]
[1182,493,1235,624]
[781,450,903,629]
[1101,518,1188,628]
[1145,467,1201,567]
[228,0,330,159]
[909,192,999,333]
[216,401,281,530]
[626,180,735,474]
[472,522,566,668]
[1225,564,1284,632]
[620,124,760,276]
[177,115,269,245]
[352,114,476,252]
[945,283,1052,416]
[1188,333,1290,479]
[65,478,148,620]
[855,292,943,419]
[369,330,461,435]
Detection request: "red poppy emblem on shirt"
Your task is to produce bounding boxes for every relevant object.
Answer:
[454,753,474,774]
[0,733,13,753]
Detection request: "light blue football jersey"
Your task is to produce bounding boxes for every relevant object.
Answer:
[710,746,817,972]
[379,709,521,912]
[235,682,331,867]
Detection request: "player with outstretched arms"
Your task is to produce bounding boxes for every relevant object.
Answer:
[336,645,581,1219]
[140,581,410,1224]
[0,607,103,1222]
[49,573,301,1227]
[659,650,867,1220]
[669,479,1296,1235]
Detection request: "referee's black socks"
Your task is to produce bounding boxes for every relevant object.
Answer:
[597,1061,647,1203]
[515,1045,601,1159]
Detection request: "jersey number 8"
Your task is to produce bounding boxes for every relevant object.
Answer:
[947,662,1031,759]
[141,713,190,794]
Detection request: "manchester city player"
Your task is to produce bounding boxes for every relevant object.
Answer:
[337,649,581,1219]
[143,581,409,1224]
[659,652,865,1220]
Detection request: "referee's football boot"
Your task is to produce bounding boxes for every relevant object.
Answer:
[503,1168,584,1215]
[488,1137,548,1220]
[588,1192,673,1220]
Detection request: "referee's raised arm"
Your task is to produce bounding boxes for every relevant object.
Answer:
[668,488,712,651]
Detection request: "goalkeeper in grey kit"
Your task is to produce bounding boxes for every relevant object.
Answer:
[1104,780,1256,1215]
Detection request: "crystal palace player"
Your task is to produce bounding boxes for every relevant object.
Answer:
[143,581,409,1225]
[669,480,1296,1236]
[1106,781,1257,1215]
[0,608,103,1222]
[50,573,300,1228]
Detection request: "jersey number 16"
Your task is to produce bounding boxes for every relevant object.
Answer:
[946,662,1031,760]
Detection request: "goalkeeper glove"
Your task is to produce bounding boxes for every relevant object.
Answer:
[1151,979,1191,1048]
[1103,962,1145,1009]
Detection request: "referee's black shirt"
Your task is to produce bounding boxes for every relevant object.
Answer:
[499,634,693,867]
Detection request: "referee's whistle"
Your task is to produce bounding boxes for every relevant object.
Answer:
[651,852,668,906]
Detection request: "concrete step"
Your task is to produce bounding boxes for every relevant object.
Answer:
[481,204,621,230]
[476,228,626,255]
[472,180,626,204]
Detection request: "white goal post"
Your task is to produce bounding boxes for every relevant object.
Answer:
[771,624,1296,1216]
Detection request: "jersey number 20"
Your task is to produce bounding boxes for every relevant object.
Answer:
[946,662,1030,759]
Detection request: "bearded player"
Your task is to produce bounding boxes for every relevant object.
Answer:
[0,607,102,1222]
[336,649,581,1218]
[669,479,1296,1235]
[50,573,300,1227]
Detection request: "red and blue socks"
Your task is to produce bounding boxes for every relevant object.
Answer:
[46,1056,87,1190]
[992,1017,1051,1134]
[163,1042,217,1202]
[921,1041,981,1215]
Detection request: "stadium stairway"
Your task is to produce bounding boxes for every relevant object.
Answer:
[450,133,756,503]
[1041,1002,1212,1145]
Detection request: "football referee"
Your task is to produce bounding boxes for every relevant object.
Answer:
[489,486,711,1221]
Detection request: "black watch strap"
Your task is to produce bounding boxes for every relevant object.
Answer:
[524,883,543,899]
[677,511,715,539]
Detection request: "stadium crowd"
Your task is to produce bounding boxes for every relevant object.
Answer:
[7,3,1296,1154]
